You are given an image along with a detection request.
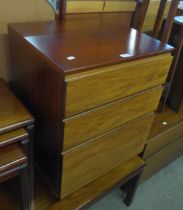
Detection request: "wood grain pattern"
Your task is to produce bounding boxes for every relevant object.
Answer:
[144,121,183,159]
[103,1,136,12]
[63,86,163,150]
[66,1,104,13]
[0,129,28,148]
[57,157,144,209]
[65,54,172,116]
[0,79,34,134]
[0,144,27,175]
[66,0,136,13]
[61,114,154,198]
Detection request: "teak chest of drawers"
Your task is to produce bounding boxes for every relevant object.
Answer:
[8,14,174,201]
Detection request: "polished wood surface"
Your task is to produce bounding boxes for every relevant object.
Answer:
[144,121,183,159]
[61,114,154,198]
[0,144,27,175]
[0,79,34,134]
[0,129,28,148]
[64,87,162,150]
[65,54,172,116]
[24,28,173,74]
[9,14,174,75]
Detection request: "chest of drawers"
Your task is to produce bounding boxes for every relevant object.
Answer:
[8,14,173,200]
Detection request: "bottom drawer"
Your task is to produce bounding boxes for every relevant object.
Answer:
[144,121,183,158]
[140,136,183,183]
[61,114,154,198]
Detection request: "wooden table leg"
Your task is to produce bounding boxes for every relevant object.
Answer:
[121,168,144,207]
[20,166,30,210]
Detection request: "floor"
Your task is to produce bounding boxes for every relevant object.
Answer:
[88,156,183,210]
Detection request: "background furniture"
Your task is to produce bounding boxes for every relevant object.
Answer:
[167,16,183,112]
[0,143,29,210]
[141,104,183,182]
[0,79,34,209]
[50,0,150,31]
[9,12,173,208]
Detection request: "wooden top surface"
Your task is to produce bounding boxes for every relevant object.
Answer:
[0,80,34,134]
[150,104,183,138]
[9,13,174,75]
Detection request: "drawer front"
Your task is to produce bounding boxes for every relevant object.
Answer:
[141,136,183,183]
[63,86,163,150]
[61,114,154,198]
[144,121,183,159]
[65,54,172,117]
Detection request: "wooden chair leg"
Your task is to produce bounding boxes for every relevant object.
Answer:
[121,168,143,207]
[20,167,30,210]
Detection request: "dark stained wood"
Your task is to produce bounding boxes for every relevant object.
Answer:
[9,14,174,76]
[0,79,34,134]
[160,0,179,43]
[9,24,65,198]
[0,144,27,176]
[0,129,28,148]
[167,17,183,111]
[132,0,150,31]
[152,0,167,38]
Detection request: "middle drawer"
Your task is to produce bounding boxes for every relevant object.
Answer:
[61,114,154,198]
[63,86,163,150]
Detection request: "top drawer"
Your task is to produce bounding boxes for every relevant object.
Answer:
[65,54,172,117]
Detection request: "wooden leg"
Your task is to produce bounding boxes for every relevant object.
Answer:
[20,167,30,210]
[121,168,143,207]
[27,125,35,203]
